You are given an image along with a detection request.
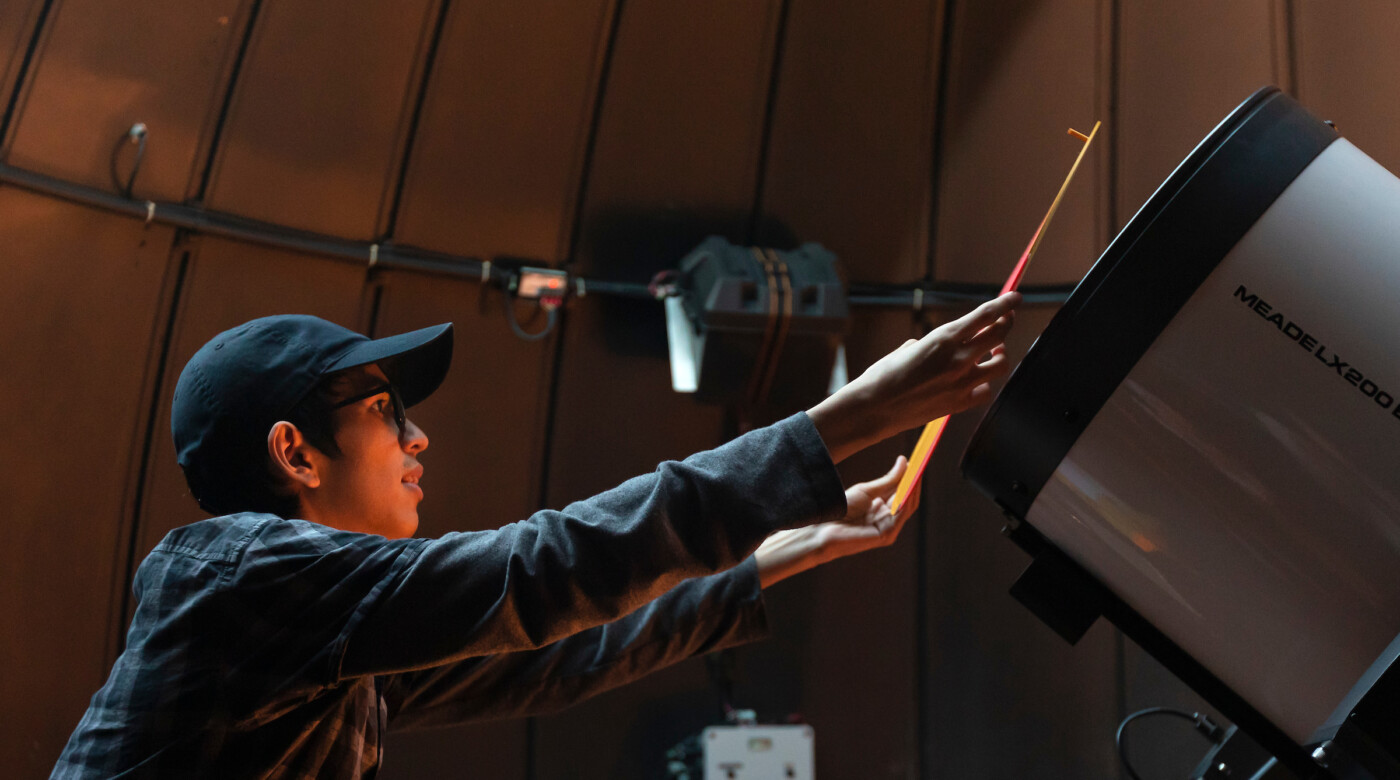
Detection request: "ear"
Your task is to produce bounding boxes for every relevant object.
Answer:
[267,421,321,491]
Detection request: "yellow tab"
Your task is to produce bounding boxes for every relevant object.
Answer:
[890,416,949,514]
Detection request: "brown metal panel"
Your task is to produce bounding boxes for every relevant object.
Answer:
[132,238,368,565]
[537,0,785,776]
[1116,0,1279,228]
[4,0,247,200]
[565,1,782,264]
[758,311,922,779]
[371,271,550,779]
[1293,0,1400,172]
[757,0,941,284]
[392,0,613,262]
[920,306,1122,778]
[933,0,1106,286]
[203,0,437,240]
[535,305,730,780]
[748,1,941,774]
[0,188,178,775]
[0,0,46,131]
[543,0,783,507]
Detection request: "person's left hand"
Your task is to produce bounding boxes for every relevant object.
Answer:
[754,456,921,588]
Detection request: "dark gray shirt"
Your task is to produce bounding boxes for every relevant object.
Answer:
[53,413,845,778]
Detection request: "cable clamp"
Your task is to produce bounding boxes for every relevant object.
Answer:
[144,200,156,226]
[912,287,924,311]
[368,243,379,268]
[574,277,586,297]
[481,260,492,283]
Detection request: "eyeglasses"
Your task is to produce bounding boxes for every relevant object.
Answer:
[330,383,407,434]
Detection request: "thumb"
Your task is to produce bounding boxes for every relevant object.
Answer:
[866,455,908,495]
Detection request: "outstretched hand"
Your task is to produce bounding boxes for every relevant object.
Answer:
[807,291,1020,464]
[820,455,920,557]
[756,292,1020,588]
[754,456,921,588]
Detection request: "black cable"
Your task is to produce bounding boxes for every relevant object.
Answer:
[503,292,558,341]
[110,123,148,198]
[704,649,738,721]
[1116,707,1225,780]
[0,159,1079,310]
[575,278,654,299]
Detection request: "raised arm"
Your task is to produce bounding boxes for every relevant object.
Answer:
[328,293,1019,679]
[381,560,768,728]
[339,413,844,678]
[807,292,1018,463]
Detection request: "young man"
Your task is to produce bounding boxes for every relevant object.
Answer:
[52,292,1020,778]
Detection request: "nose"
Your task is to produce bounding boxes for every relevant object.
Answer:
[400,417,429,454]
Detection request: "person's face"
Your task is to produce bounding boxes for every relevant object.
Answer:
[304,364,429,538]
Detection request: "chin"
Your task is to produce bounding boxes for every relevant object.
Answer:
[389,514,419,540]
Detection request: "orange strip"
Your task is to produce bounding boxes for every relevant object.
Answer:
[1000,211,1049,296]
[888,122,1100,515]
[890,416,948,513]
[1024,121,1100,265]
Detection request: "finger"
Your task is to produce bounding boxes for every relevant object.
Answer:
[961,355,1014,404]
[886,499,916,544]
[872,498,901,539]
[870,496,888,521]
[866,455,908,498]
[975,346,1007,366]
[963,381,996,406]
[884,488,919,544]
[961,313,1015,357]
[965,348,1011,379]
[943,292,1021,341]
[950,355,1014,407]
[966,309,1016,343]
[968,305,1013,336]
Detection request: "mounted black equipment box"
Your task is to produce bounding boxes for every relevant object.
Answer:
[672,236,847,412]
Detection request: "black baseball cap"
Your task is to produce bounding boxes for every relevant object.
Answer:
[172,315,453,514]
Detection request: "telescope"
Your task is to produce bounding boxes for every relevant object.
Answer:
[963,87,1400,779]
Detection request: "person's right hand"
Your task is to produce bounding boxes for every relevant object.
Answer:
[806,291,1021,463]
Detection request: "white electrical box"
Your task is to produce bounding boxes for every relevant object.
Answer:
[701,724,813,779]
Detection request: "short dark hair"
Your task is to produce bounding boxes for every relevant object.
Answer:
[183,372,349,518]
